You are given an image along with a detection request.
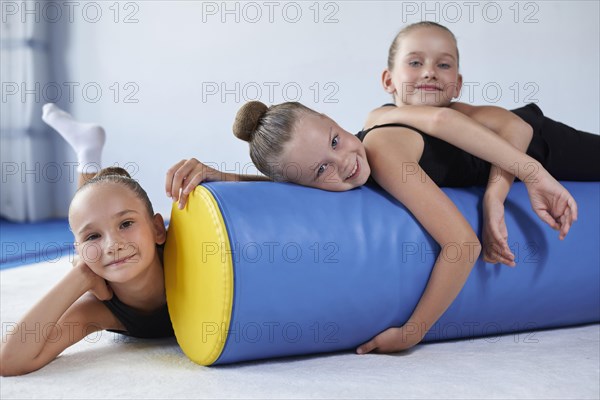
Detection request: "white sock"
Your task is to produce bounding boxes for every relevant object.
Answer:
[42,103,106,173]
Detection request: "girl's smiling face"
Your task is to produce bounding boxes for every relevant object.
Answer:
[69,182,165,284]
[384,26,463,107]
[280,113,371,191]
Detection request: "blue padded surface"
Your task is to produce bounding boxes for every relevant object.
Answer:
[202,181,599,364]
[0,218,74,270]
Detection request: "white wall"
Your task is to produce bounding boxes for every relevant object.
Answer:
[32,1,600,217]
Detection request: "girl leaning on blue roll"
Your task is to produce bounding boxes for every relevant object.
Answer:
[166,97,598,362]
[166,21,598,362]
[164,180,599,365]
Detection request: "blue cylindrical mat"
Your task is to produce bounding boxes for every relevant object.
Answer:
[164,181,599,365]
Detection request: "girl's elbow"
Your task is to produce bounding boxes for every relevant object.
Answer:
[0,351,20,377]
[510,118,534,144]
[0,359,6,377]
[0,344,10,376]
[0,364,18,377]
[0,359,37,377]
[429,107,456,132]
[0,345,35,377]
[442,234,481,267]
[463,231,481,258]
[454,239,481,277]
[466,239,482,265]
[522,121,534,143]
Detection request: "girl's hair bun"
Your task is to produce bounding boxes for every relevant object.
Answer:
[94,166,132,179]
[233,101,268,142]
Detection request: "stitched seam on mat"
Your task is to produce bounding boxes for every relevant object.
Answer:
[198,188,229,363]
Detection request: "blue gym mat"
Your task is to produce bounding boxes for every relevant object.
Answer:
[0,218,75,270]
[0,218,170,270]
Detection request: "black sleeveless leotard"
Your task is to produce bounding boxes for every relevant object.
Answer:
[356,103,599,187]
[101,245,174,339]
[103,294,174,338]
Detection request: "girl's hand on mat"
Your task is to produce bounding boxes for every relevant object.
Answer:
[166,158,225,209]
[75,259,113,301]
[525,171,578,240]
[356,326,422,354]
[482,198,516,267]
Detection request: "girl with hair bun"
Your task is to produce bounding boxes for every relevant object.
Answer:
[1,104,172,376]
[167,98,578,355]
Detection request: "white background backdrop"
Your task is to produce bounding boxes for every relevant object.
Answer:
[19,0,599,217]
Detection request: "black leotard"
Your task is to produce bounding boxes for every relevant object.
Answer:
[103,294,174,338]
[356,103,599,187]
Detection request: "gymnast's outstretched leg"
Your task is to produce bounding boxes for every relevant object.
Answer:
[42,103,106,188]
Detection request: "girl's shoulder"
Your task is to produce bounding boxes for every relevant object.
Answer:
[361,126,425,164]
[67,293,125,331]
[363,104,397,129]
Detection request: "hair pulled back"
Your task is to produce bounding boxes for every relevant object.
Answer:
[233,101,318,181]
[388,21,460,71]
[76,167,154,217]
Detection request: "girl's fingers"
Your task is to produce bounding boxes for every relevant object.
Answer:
[167,162,187,201]
[489,225,515,263]
[570,198,578,221]
[483,253,499,264]
[558,196,577,240]
[483,235,515,266]
[536,209,560,230]
[500,255,516,267]
[183,173,202,194]
[179,173,203,210]
[165,159,186,198]
[559,213,572,240]
[484,250,515,267]
[171,160,197,202]
[356,340,377,355]
[495,235,514,261]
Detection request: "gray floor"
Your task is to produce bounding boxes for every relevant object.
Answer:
[1,260,599,399]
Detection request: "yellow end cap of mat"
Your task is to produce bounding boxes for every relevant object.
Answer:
[164,186,233,365]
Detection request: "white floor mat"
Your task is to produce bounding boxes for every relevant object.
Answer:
[1,258,598,399]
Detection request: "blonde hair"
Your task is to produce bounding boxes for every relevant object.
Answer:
[75,167,154,217]
[233,101,319,182]
[388,21,460,71]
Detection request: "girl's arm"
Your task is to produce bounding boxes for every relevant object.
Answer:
[450,103,534,265]
[0,261,121,376]
[357,128,481,353]
[364,105,577,241]
[165,158,270,209]
[366,105,532,173]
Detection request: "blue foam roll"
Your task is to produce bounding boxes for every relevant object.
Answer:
[170,181,599,365]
